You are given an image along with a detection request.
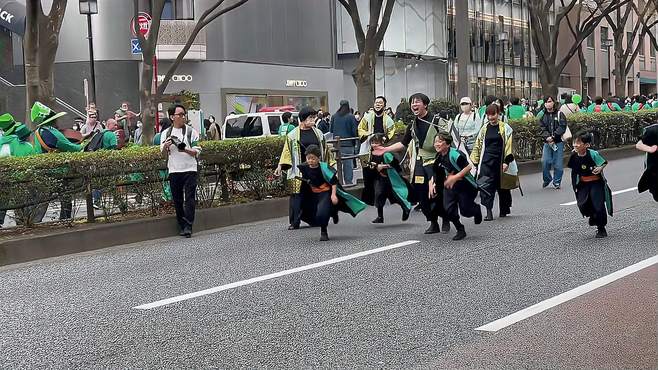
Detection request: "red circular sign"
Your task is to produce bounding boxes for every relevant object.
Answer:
[130,12,152,38]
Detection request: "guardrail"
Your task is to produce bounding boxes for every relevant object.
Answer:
[327,136,362,186]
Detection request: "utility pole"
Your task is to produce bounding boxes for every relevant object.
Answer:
[455,0,471,99]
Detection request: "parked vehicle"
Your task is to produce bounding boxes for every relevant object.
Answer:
[222,112,299,139]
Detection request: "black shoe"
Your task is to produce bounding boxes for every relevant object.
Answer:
[596,227,608,238]
[500,209,510,218]
[288,224,300,230]
[332,213,339,225]
[179,230,187,236]
[542,182,550,188]
[424,221,440,234]
[441,219,450,234]
[320,232,329,241]
[452,227,467,241]
[372,217,384,224]
[183,226,192,238]
[402,209,410,221]
[474,208,483,225]
[484,209,494,221]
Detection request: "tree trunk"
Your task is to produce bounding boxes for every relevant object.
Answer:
[538,63,559,98]
[139,57,157,145]
[24,1,40,129]
[352,51,376,114]
[614,61,626,97]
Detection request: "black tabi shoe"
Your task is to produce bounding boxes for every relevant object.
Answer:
[500,210,510,218]
[320,231,329,241]
[452,227,467,241]
[441,219,451,234]
[474,208,483,225]
[424,221,440,234]
[372,217,384,224]
[402,209,410,221]
[596,227,608,238]
[484,209,494,221]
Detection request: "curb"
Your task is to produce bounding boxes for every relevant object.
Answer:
[0,187,364,266]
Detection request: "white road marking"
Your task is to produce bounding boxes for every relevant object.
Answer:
[134,240,421,310]
[560,186,638,206]
[475,254,658,332]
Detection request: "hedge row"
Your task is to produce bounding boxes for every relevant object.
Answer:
[0,110,655,218]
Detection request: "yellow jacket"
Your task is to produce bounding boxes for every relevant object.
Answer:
[358,111,396,141]
[278,127,334,179]
[470,120,520,190]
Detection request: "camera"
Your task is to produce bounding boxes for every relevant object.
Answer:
[169,136,186,151]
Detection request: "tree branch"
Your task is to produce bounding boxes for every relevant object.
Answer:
[338,0,366,52]
[374,0,395,44]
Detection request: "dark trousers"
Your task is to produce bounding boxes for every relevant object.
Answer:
[415,165,444,222]
[169,171,198,230]
[576,180,607,227]
[289,190,332,228]
[480,186,512,214]
[444,183,481,226]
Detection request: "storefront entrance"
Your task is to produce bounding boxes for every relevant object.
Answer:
[223,90,328,117]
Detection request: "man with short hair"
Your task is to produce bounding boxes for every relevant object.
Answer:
[358,96,396,142]
[160,104,201,238]
[278,112,295,136]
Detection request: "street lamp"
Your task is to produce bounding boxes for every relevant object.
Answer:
[499,31,509,98]
[79,0,98,106]
[602,39,614,96]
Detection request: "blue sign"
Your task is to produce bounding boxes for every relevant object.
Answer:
[131,39,142,55]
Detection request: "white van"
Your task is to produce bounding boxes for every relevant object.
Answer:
[222,112,299,140]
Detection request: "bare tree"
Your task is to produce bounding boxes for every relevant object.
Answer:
[527,0,630,97]
[24,0,68,129]
[338,0,395,113]
[604,0,657,96]
[134,0,249,144]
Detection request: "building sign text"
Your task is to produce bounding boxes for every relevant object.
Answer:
[286,80,308,88]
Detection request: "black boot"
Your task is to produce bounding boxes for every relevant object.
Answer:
[441,218,451,234]
[484,208,494,221]
[596,227,608,238]
[372,217,384,224]
[474,206,483,225]
[320,226,329,241]
[424,221,440,234]
[402,208,410,221]
[453,225,467,241]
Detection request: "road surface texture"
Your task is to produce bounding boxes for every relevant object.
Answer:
[0,155,655,368]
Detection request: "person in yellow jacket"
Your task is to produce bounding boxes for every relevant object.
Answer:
[470,104,520,221]
[358,96,396,142]
[275,106,334,230]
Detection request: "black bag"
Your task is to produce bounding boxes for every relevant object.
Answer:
[84,131,105,152]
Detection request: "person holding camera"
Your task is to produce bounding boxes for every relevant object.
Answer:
[160,104,201,238]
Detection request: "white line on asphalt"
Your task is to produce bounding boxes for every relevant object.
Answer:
[560,186,638,206]
[475,254,658,332]
[134,240,421,310]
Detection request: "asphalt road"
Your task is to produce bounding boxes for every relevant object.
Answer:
[0,155,656,369]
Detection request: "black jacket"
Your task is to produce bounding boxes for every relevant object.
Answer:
[539,110,567,143]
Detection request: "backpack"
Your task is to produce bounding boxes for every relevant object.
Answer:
[594,105,602,113]
[84,130,106,152]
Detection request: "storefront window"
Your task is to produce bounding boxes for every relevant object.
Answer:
[225,94,327,116]
[162,0,195,20]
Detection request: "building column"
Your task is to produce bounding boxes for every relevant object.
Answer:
[455,0,470,99]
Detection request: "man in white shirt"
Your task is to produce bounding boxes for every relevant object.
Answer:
[160,104,201,237]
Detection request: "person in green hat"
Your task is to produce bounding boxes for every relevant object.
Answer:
[31,102,82,154]
[31,102,82,220]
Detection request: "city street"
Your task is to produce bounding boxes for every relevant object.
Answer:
[0,154,656,368]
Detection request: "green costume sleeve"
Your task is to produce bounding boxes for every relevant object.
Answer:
[103,131,118,149]
[50,128,82,152]
[589,149,607,167]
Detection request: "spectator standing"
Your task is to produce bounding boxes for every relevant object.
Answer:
[452,97,481,152]
[330,100,359,185]
[160,104,201,238]
[539,96,567,189]
[316,111,330,134]
[207,115,222,140]
[559,95,581,117]
[114,102,139,141]
[80,110,103,139]
[506,97,526,120]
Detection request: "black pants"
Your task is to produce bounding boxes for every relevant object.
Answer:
[169,171,198,230]
[444,182,481,225]
[290,190,332,228]
[480,182,512,214]
[414,165,444,222]
[576,180,607,227]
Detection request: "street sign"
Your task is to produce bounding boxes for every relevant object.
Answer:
[130,12,151,38]
[131,38,142,55]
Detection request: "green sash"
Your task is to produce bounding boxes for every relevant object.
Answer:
[319,163,367,215]
[383,152,411,211]
[448,148,477,188]
[588,149,613,216]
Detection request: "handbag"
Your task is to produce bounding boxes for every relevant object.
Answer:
[560,112,572,142]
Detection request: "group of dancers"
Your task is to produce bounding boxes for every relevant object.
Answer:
[275,93,658,241]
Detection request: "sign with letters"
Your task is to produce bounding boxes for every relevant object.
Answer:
[0,0,26,36]
[285,80,308,88]
[157,74,193,82]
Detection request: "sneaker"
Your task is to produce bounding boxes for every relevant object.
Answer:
[554,184,561,190]
[452,228,467,241]
[596,227,608,238]
[542,182,550,188]
[183,226,192,238]
[372,217,384,224]
[402,209,410,221]
[424,221,440,234]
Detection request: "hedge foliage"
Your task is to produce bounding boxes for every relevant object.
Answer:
[0,109,655,222]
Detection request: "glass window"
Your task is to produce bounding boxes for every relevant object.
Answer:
[224,116,263,138]
[587,33,595,48]
[600,27,609,51]
[161,0,194,20]
[651,45,656,58]
[639,38,645,56]
[627,32,633,51]
[267,116,281,134]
